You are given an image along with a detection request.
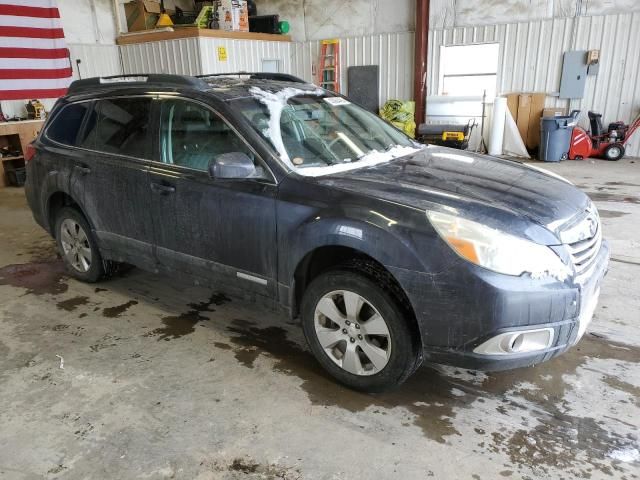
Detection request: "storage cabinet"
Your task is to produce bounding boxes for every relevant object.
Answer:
[0,120,44,188]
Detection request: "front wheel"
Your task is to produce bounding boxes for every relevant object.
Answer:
[604,143,625,161]
[301,269,419,392]
[55,207,105,282]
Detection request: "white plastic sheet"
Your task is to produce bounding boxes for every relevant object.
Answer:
[488,97,506,156]
[502,109,531,158]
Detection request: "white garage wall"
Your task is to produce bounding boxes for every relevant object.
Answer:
[289,11,639,156]
[290,32,415,108]
[428,12,640,156]
[199,38,293,75]
[119,38,292,76]
[120,38,203,75]
[68,43,122,79]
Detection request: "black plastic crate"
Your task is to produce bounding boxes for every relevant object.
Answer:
[6,167,26,187]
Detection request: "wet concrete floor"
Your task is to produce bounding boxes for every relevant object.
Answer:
[0,158,638,479]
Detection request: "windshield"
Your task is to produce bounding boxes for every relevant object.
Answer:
[232,88,421,176]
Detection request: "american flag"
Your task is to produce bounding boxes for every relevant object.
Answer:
[0,0,72,100]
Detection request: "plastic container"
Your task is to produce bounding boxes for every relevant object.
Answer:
[539,112,578,162]
[6,167,26,186]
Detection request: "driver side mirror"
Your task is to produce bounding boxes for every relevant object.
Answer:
[210,152,257,179]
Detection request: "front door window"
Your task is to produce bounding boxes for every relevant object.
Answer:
[159,99,266,178]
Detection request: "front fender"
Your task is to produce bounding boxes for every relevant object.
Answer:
[281,212,430,286]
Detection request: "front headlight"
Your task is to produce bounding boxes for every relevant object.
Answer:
[427,211,570,280]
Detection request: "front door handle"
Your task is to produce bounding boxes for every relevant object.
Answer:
[150,182,176,195]
[74,164,91,175]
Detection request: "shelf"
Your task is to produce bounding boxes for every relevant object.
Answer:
[116,28,292,45]
[1,156,24,162]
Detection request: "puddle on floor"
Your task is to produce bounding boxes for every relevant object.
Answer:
[144,293,231,341]
[604,181,640,187]
[56,296,90,312]
[102,300,138,318]
[215,320,639,476]
[0,261,68,296]
[587,191,640,204]
[598,209,629,218]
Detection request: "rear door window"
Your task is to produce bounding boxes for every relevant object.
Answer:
[81,97,152,159]
[47,102,90,146]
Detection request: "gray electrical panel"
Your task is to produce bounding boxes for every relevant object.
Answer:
[559,50,589,99]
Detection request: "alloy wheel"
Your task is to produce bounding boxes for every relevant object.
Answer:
[313,290,392,376]
[60,218,92,273]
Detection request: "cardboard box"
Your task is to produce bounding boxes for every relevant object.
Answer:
[516,95,532,146]
[526,93,546,150]
[124,0,174,32]
[505,93,519,125]
[503,92,547,150]
[543,108,568,117]
[217,0,248,32]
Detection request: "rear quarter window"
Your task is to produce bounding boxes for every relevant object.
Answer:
[46,102,90,146]
[80,97,152,159]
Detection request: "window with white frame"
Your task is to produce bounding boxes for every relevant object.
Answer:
[439,43,500,97]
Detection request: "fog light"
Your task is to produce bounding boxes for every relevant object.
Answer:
[474,328,554,355]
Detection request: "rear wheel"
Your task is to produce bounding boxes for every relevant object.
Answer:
[301,269,419,392]
[604,143,625,161]
[55,207,105,282]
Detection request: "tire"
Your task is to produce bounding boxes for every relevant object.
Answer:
[301,269,419,392]
[54,207,105,283]
[604,143,625,161]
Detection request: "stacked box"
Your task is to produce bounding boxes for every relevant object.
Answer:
[504,92,547,150]
[216,0,249,32]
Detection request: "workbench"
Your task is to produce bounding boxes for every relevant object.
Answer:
[0,120,44,188]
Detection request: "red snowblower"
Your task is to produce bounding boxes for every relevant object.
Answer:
[569,110,640,161]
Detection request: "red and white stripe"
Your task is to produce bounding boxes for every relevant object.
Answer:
[0,0,71,100]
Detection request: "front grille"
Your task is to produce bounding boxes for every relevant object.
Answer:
[566,222,602,275]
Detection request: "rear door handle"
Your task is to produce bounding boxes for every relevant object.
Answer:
[150,182,176,194]
[74,164,91,175]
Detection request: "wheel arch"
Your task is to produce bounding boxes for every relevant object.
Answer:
[290,244,423,350]
[45,191,94,235]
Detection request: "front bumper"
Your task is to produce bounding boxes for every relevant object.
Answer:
[388,239,610,371]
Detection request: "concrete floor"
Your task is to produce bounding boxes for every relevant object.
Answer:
[0,159,639,480]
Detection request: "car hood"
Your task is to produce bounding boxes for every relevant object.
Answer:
[311,146,591,243]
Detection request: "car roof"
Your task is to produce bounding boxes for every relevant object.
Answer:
[65,73,324,102]
[202,76,322,101]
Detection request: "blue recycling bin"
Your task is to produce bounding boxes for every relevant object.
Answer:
[539,111,578,162]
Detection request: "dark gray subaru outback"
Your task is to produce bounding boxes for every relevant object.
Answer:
[25,73,609,391]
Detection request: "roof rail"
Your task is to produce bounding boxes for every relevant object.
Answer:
[67,74,209,94]
[196,72,308,84]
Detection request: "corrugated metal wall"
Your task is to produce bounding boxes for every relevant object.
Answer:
[120,38,202,76]
[68,43,122,79]
[428,12,640,156]
[199,38,292,74]
[289,11,639,155]
[46,12,640,156]
[119,38,292,77]
[291,32,414,107]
